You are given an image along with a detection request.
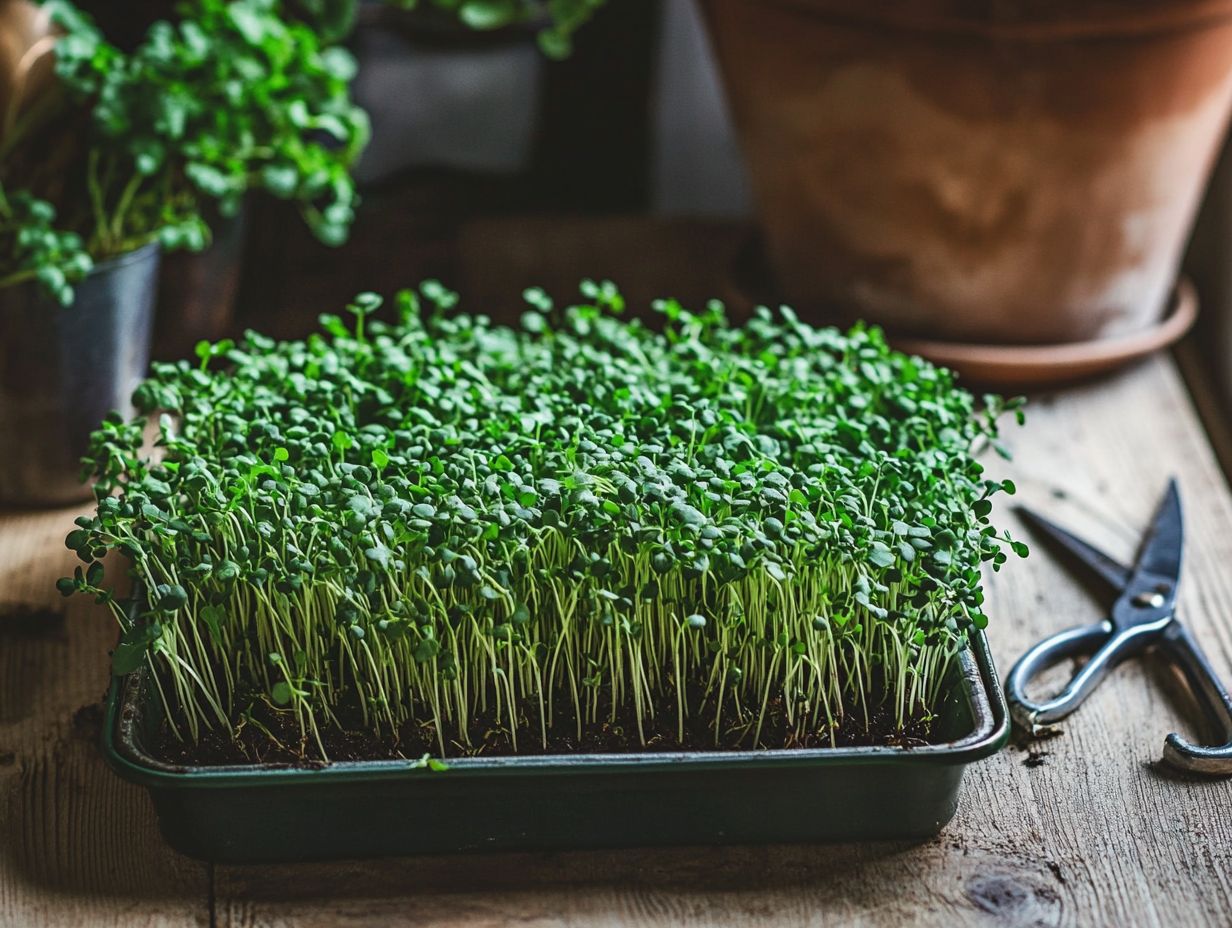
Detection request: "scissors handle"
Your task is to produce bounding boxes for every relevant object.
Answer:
[1005,620,1160,734]
[1159,622,1232,776]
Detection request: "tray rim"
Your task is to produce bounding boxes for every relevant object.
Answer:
[102,629,1009,789]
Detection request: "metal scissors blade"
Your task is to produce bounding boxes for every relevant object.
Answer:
[1128,477,1183,593]
[1006,480,1232,776]
[1016,507,1130,593]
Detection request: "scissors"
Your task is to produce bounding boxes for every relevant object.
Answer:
[1005,479,1232,776]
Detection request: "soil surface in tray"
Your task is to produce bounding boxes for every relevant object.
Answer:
[146,679,941,767]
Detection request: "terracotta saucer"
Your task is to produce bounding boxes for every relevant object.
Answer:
[723,239,1198,390]
[891,278,1198,390]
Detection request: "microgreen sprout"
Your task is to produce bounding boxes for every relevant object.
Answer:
[65,283,1025,759]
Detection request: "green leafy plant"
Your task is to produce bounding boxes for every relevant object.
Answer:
[381,0,607,58]
[0,0,369,303]
[0,186,93,303]
[63,283,1025,760]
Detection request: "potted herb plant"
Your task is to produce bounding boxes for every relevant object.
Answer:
[64,281,1022,860]
[0,0,368,506]
[143,0,370,357]
[700,0,1232,366]
[167,0,608,355]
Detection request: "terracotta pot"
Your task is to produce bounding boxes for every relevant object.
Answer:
[0,0,57,135]
[701,0,1232,344]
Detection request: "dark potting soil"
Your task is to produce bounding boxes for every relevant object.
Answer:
[146,677,939,768]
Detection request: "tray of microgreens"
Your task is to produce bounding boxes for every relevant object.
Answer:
[64,282,1019,861]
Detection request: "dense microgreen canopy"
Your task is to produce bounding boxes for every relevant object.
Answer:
[65,283,1024,758]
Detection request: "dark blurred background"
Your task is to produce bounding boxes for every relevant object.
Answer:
[224,0,751,335]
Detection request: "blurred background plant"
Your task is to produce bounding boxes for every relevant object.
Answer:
[0,0,370,305]
[295,0,609,56]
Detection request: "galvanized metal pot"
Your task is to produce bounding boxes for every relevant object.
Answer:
[155,207,245,361]
[0,242,160,507]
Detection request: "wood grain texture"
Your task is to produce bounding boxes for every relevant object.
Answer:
[1174,337,1232,485]
[2,242,1231,926]
[212,355,1232,927]
[0,503,209,928]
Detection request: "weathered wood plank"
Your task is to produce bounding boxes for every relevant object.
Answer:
[3,210,1230,927]
[1174,337,1232,485]
[0,503,209,928]
[213,355,1232,927]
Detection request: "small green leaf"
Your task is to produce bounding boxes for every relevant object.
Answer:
[459,0,517,30]
[272,681,293,706]
[868,542,895,568]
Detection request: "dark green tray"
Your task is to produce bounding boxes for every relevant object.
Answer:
[102,632,1008,862]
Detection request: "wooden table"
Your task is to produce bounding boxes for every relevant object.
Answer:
[3,222,1232,926]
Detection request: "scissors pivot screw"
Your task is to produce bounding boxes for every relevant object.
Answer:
[1132,591,1166,609]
